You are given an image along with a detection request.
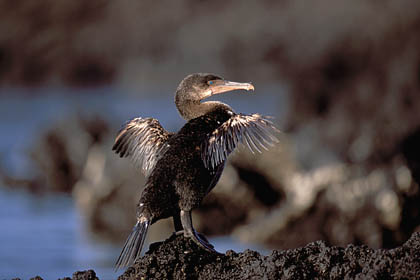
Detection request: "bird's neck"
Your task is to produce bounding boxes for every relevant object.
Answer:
[176,100,232,121]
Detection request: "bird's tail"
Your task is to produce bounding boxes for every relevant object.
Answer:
[115,219,150,270]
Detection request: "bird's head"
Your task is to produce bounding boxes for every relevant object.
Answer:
[176,73,254,102]
[175,73,254,120]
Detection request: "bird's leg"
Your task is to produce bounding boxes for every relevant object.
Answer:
[180,210,217,252]
[173,213,183,235]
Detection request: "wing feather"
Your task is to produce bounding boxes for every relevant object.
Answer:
[202,114,279,169]
[112,117,173,176]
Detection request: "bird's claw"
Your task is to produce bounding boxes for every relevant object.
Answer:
[185,230,218,253]
[174,230,216,251]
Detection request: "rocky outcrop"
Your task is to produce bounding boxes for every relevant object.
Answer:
[120,232,420,279]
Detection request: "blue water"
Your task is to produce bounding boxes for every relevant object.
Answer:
[0,187,119,279]
[0,86,285,279]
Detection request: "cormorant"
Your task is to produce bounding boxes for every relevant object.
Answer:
[113,73,278,269]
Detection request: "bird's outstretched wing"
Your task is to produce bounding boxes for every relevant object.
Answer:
[202,114,279,169]
[112,118,173,176]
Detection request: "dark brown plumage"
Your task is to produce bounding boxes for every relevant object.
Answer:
[113,73,278,269]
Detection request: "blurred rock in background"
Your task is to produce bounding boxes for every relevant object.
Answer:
[1,0,419,252]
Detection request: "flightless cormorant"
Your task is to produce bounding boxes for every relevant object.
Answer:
[113,73,278,269]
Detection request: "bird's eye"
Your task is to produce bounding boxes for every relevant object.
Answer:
[207,80,214,85]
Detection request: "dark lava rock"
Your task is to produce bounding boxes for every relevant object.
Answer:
[58,270,99,280]
[73,270,99,280]
[18,270,98,280]
[118,232,420,280]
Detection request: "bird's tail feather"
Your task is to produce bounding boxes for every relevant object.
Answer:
[115,219,150,270]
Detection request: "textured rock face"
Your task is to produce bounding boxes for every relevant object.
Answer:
[118,232,420,280]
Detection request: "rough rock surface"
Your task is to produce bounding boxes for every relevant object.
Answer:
[58,270,99,280]
[14,269,99,280]
[118,232,420,280]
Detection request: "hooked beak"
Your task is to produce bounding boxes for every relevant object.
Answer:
[209,80,255,96]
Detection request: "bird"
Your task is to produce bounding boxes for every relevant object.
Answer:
[112,73,279,269]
